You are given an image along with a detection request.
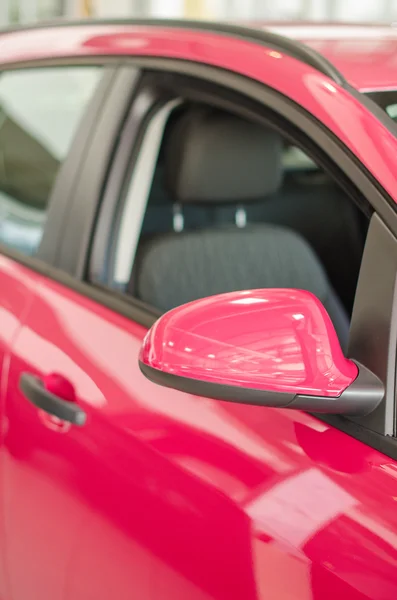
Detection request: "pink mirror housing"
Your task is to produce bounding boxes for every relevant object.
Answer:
[139,289,383,417]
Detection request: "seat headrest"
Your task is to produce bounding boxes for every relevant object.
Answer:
[165,107,283,204]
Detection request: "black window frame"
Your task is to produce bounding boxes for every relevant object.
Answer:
[76,58,397,295]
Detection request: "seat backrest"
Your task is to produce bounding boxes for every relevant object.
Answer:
[135,225,349,347]
[247,170,365,310]
[141,104,283,235]
[133,106,350,347]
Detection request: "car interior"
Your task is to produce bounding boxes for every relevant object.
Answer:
[122,102,368,349]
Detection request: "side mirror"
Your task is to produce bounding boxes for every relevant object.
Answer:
[139,289,384,417]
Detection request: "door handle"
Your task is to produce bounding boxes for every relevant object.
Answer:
[19,373,86,426]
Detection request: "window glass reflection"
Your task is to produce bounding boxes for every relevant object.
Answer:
[0,67,102,255]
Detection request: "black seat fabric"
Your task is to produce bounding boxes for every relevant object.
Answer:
[247,171,365,311]
[134,107,350,347]
[165,107,283,203]
[135,225,349,347]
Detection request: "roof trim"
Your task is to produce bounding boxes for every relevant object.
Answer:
[0,18,346,85]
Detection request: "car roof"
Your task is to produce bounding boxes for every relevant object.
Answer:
[4,19,397,204]
[258,22,397,91]
[1,19,397,92]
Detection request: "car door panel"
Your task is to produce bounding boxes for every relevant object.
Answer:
[3,265,397,599]
[4,273,257,600]
[3,274,154,600]
[0,257,36,600]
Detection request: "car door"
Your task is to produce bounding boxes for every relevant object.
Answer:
[6,223,397,600]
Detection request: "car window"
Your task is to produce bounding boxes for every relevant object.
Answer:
[366,90,397,121]
[96,101,367,324]
[386,103,397,119]
[0,66,102,256]
[282,144,317,171]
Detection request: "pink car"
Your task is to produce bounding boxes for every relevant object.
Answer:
[1,18,397,600]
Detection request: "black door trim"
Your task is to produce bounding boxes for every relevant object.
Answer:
[38,64,120,265]
[55,64,142,276]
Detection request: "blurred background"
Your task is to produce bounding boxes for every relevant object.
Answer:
[3,0,397,27]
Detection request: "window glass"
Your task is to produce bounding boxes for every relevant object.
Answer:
[366,90,397,121]
[386,103,397,120]
[102,102,367,325]
[0,66,102,255]
[282,144,317,171]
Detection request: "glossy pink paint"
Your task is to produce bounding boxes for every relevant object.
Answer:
[2,23,397,205]
[260,22,397,90]
[0,257,35,600]
[0,20,397,600]
[141,289,358,396]
[2,259,397,599]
